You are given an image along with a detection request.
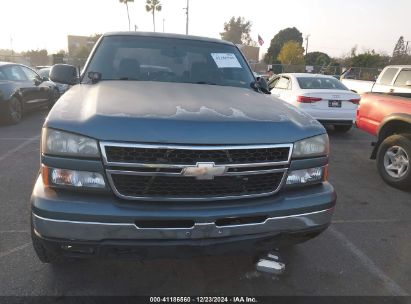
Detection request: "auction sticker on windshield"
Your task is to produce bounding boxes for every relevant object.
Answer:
[211,53,242,68]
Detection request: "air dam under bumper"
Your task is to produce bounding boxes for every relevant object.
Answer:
[32,208,333,242]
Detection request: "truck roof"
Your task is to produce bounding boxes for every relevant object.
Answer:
[103,31,234,46]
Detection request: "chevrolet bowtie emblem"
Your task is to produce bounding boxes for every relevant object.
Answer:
[182,162,227,180]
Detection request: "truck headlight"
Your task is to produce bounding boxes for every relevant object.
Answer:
[42,166,106,189]
[286,167,327,186]
[42,128,100,158]
[292,134,329,158]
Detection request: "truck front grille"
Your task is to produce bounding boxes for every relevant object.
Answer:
[104,146,290,165]
[110,172,284,199]
[100,142,293,201]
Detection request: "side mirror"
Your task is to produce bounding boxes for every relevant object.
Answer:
[50,64,79,85]
[405,80,411,87]
[255,77,271,94]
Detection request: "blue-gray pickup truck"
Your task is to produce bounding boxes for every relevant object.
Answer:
[30,32,336,263]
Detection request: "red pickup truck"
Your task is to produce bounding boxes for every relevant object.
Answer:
[356,92,411,189]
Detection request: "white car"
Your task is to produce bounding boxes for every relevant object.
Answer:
[268,73,361,132]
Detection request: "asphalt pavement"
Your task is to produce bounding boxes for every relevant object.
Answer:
[0,109,410,296]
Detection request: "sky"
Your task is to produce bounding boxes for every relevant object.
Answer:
[1,0,410,58]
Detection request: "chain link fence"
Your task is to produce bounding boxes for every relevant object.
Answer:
[250,63,382,81]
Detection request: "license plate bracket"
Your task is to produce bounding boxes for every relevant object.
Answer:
[328,100,342,108]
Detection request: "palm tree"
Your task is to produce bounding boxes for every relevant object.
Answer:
[119,0,134,31]
[145,0,162,32]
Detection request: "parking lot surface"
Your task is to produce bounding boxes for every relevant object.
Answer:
[0,109,410,296]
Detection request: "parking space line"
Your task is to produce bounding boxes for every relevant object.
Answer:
[0,135,40,163]
[329,227,409,296]
[0,242,31,259]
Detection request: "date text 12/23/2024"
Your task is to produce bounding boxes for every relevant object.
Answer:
[150,297,258,303]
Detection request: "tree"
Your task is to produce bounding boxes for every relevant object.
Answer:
[344,49,390,68]
[57,49,67,55]
[390,55,411,65]
[220,16,255,46]
[393,36,406,57]
[391,36,411,64]
[352,51,389,68]
[305,52,331,66]
[350,45,358,58]
[119,0,134,31]
[277,41,305,65]
[265,27,303,63]
[145,0,162,32]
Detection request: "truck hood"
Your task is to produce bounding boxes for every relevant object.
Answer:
[45,81,324,144]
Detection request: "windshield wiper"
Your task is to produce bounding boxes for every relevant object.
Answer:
[116,77,140,81]
[194,81,218,85]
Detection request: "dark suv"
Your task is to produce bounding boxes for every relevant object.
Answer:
[31,32,336,263]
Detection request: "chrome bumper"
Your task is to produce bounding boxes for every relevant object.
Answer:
[32,208,334,242]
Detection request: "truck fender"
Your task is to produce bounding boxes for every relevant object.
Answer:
[371,113,411,159]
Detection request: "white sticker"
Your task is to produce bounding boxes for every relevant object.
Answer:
[211,53,242,68]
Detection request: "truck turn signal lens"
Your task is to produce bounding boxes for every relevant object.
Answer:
[41,165,50,186]
[41,166,106,189]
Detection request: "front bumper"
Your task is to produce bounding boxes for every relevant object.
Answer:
[31,174,336,253]
[35,225,329,259]
[33,208,333,241]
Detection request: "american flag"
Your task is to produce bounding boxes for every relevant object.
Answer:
[258,35,264,46]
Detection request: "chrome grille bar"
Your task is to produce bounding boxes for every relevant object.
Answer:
[100,142,294,168]
[100,142,293,201]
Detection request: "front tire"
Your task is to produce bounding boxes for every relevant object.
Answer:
[1,97,22,124]
[377,134,411,190]
[334,125,352,133]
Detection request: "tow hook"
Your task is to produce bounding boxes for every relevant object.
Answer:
[256,250,286,275]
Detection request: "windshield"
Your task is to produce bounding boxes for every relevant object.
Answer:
[297,77,349,90]
[84,35,255,88]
